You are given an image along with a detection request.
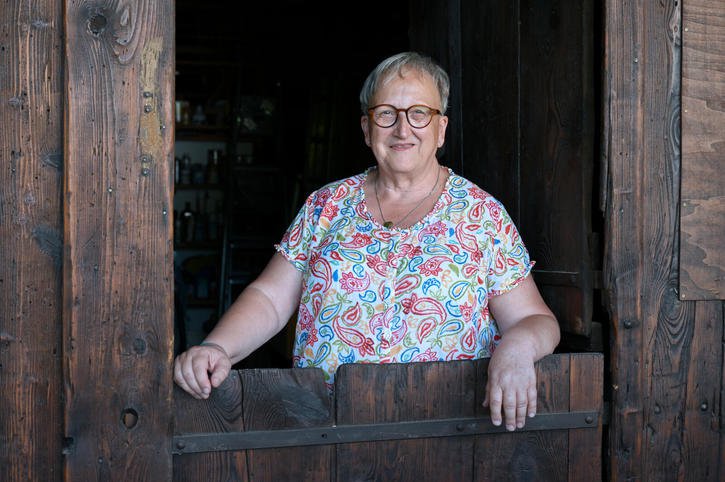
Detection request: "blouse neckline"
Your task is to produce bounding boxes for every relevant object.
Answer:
[359,166,455,233]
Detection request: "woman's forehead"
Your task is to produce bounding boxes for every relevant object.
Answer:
[373,69,439,104]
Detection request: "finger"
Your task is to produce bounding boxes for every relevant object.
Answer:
[173,356,202,399]
[527,385,537,418]
[503,392,517,431]
[191,356,213,397]
[487,385,503,426]
[209,356,232,388]
[515,394,528,429]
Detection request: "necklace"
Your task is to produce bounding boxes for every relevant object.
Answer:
[374,166,441,229]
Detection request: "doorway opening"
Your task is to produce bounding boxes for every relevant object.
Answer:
[172,0,609,383]
[173,1,410,367]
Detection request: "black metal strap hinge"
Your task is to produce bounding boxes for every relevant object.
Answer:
[173,410,599,455]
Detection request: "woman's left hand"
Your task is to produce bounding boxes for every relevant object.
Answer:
[484,276,561,430]
[483,342,538,431]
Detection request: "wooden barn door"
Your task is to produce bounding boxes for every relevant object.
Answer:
[410,0,598,345]
[173,355,603,481]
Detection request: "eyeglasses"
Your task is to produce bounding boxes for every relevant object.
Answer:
[367,104,442,129]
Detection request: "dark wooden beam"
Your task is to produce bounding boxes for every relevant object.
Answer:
[0,1,64,480]
[62,2,175,479]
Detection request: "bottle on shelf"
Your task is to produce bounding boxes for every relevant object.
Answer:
[179,153,192,185]
[181,201,195,244]
[207,149,221,185]
[192,104,207,125]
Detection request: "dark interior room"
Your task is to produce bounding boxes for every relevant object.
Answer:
[173,1,411,365]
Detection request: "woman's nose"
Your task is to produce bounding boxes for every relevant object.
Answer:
[393,111,411,136]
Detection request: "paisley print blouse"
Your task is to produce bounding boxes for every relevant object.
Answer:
[275,167,534,385]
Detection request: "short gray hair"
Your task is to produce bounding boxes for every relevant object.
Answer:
[359,52,450,114]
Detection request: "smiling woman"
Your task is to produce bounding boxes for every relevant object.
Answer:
[174,52,561,435]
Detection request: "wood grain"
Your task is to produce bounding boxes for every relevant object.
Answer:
[602,0,718,480]
[63,1,175,479]
[682,301,724,481]
[680,0,725,300]
[460,0,595,338]
[474,355,571,481]
[519,0,594,337]
[568,353,604,481]
[171,355,602,480]
[173,373,247,482]
[0,2,64,480]
[335,361,477,482]
[241,368,332,482]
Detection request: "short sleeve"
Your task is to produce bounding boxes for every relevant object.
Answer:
[484,198,535,296]
[275,197,316,273]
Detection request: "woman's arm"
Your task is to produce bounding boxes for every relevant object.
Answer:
[173,252,303,398]
[485,275,560,430]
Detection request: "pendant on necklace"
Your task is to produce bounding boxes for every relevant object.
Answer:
[383,221,394,228]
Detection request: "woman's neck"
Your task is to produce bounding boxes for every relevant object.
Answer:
[375,162,442,195]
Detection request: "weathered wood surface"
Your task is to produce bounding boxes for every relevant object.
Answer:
[604,0,725,480]
[336,361,477,482]
[0,2,64,481]
[519,0,594,337]
[459,0,595,339]
[174,372,247,481]
[408,0,463,174]
[173,354,603,481]
[241,369,332,482]
[680,0,725,300]
[63,1,175,480]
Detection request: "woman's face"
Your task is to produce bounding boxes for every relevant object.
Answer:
[361,69,448,175]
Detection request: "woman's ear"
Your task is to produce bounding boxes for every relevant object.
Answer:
[437,115,449,148]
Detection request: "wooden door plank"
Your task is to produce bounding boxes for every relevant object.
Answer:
[242,368,332,482]
[474,354,571,481]
[0,1,64,480]
[408,0,463,173]
[335,361,477,482]
[63,2,175,479]
[604,0,691,479]
[173,373,248,482]
[568,353,603,481]
[680,0,725,300]
[519,0,594,336]
[682,301,724,481]
[460,0,595,338]
[459,0,520,213]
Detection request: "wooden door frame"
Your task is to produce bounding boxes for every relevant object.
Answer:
[60,2,175,479]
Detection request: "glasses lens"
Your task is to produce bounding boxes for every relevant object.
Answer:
[406,105,433,128]
[369,104,438,128]
[372,105,397,128]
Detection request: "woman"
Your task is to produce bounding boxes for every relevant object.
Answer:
[174,52,560,432]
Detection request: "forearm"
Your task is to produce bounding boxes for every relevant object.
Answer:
[495,313,560,362]
[203,283,293,364]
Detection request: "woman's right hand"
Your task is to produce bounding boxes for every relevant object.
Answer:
[173,343,232,399]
